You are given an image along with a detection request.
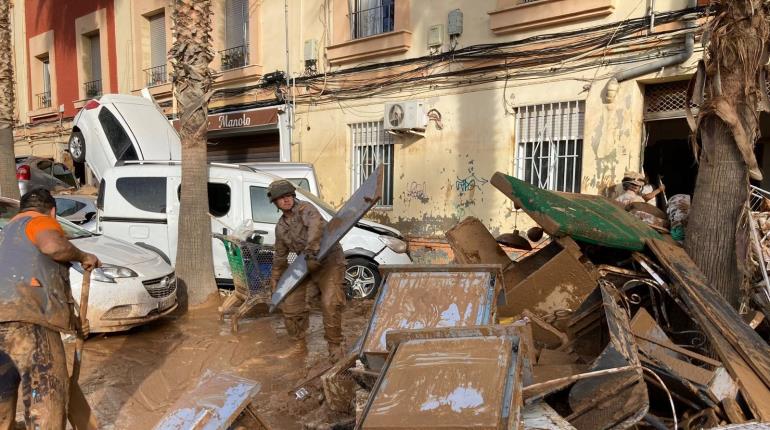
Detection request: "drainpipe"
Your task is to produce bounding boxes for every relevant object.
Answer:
[605,0,697,103]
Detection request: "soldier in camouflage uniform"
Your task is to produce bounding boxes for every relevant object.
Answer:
[0,189,99,429]
[268,180,347,363]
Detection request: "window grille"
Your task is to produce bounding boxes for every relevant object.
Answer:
[351,121,394,207]
[515,101,585,193]
[351,0,395,39]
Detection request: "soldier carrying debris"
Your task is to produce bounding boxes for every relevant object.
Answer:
[0,188,100,429]
[268,180,347,363]
[615,171,665,208]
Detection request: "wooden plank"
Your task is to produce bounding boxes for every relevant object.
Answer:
[648,239,770,383]
[648,239,770,420]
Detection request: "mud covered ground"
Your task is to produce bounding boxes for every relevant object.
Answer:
[70,297,373,429]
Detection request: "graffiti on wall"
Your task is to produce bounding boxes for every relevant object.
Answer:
[455,166,488,194]
[405,181,430,204]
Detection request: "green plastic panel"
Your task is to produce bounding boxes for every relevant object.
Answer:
[491,172,661,251]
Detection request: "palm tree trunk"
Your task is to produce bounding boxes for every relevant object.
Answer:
[685,118,750,309]
[684,0,768,309]
[170,0,218,309]
[0,0,19,200]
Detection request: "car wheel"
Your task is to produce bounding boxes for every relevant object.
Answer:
[69,131,86,163]
[345,257,381,300]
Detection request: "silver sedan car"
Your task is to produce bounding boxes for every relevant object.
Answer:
[16,156,78,195]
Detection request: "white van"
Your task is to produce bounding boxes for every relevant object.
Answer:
[96,161,412,298]
[243,162,319,196]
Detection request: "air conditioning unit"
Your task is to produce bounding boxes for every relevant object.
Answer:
[384,101,427,131]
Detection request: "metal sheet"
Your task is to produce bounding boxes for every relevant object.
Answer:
[648,239,770,421]
[491,172,661,251]
[360,336,522,430]
[153,371,260,430]
[360,267,498,370]
[269,165,383,311]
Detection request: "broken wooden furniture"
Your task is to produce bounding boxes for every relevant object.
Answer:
[359,264,502,371]
[445,216,598,327]
[648,239,770,421]
[557,284,648,430]
[358,324,533,429]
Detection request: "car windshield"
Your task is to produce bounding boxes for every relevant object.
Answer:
[295,188,337,216]
[0,201,93,240]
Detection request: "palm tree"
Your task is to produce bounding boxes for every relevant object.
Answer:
[0,0,19,200]
[685,0,769,309]
[170,0,219,309]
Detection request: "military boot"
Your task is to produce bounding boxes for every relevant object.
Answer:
[328,343,345,364]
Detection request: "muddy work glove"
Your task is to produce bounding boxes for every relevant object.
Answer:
[305,253,322,273]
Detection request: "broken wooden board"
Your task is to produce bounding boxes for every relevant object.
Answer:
[445,216,513,268]
[521,402,577,430]
[491,172,661,251]
[360,265,500,370]
[631,308,736,406]
[358,336,528,429]
[648,239,770,421]
[566,285,648,430]
[497,238,598,324]
[269,165,383,312]
[153,371,260,430]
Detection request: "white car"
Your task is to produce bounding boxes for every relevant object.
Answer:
[96,162,413,299]
[0,197,177,333]
[68,94,181,180]
[54,195,98,232]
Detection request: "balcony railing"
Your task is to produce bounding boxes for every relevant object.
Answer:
[84,80,102,98]
[35,91,51,109]
[144,64,168,87]
[350,1,395,39]
[220,45,249,71]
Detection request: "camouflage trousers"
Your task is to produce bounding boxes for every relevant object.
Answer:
[0,322,68,430]
[667,194,691,228]
[281,250,347,345]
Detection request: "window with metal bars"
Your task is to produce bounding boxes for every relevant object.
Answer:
[351,0,395,39]
[514,101,585,193]
[351,121,394,207]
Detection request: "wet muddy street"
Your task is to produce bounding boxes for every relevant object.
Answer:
[72,299,373,429]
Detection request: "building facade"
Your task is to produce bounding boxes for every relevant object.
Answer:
[12,0,119,164]
[19,0,766,250]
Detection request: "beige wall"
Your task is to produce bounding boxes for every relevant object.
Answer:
[107,0,702,238]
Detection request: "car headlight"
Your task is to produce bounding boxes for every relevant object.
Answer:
[72,262,138,283]
[378,235,407,253]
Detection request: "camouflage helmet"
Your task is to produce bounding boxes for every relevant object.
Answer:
[267,179,296,202]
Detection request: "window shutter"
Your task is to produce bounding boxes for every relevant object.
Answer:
[89,34,101,82]
[149,14,166,68]
[226,0,249,49]
[42,59,51,94]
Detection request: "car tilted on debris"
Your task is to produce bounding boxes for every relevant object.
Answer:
[95,162,412,299]
[0,197,177,333]
[68,94,181,180]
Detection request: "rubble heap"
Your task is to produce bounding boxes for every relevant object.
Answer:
[288,172,770,429]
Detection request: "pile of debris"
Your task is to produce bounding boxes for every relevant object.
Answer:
[293,172,770,429]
